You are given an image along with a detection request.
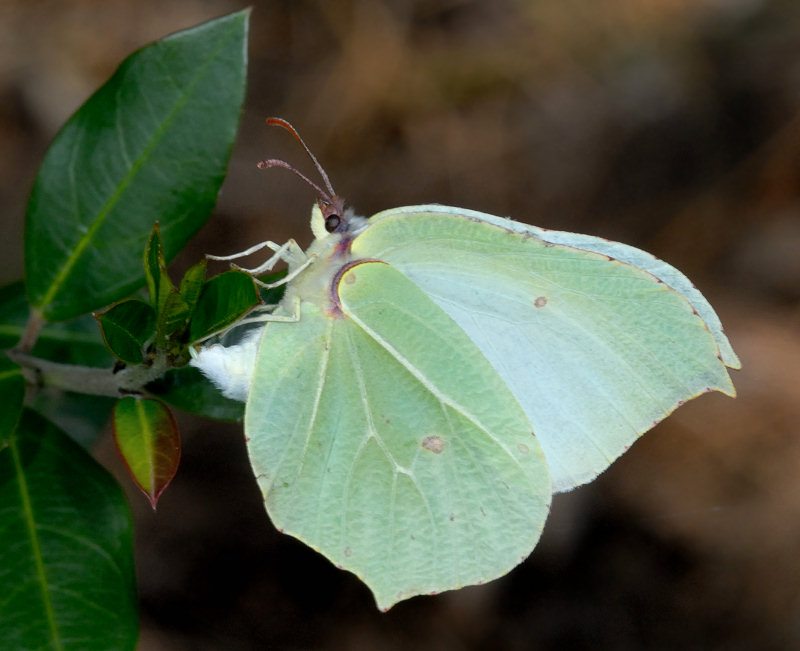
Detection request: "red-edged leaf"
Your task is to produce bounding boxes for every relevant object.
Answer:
[113,396,180,509]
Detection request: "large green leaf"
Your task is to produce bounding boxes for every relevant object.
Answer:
[25,9,249,322]
[0,281,28,349]
[0,281,110,367]
[0,355,25,447]
[0,410,137,650]
[30,391,117,452]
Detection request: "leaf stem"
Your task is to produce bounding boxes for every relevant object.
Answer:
[18,309,45,353]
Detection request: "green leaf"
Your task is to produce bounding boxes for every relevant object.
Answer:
[0,410,137,650]
[0,281,111,367]
[157,291,191,349]
[258,269,288,306]
[0,355,25,446]
[190,270,260,342]
[95,298,156,364]
[30,391,116,452]
[147,366,244,421]
[178,259,207,317]
[25,9,249,321]
[113,397,180,509]
[144,223,173,313]
[0,281,29,350]
[143,225,195,351]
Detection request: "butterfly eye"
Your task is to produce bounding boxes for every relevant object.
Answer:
[325,214,341,232]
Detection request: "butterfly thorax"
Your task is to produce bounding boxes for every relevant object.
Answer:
[280,203,369,318]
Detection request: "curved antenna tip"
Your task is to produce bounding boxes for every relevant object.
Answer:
[264,118,336,199]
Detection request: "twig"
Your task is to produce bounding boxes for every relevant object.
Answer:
[6,349,171,398]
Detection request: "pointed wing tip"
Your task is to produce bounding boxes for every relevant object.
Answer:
[725,355,743,372]
[717,356,741,396]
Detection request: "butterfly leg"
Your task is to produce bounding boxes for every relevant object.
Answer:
[205,239,278,261]
[207,239,308,275]
[220,310,299,328]
[191,305,300,345]
[252,253,317,289]
[243,294,301,322]
[233,240,307,275]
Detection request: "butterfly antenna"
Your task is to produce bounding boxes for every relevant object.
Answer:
[257,158,333,202]
[258,117,337,203]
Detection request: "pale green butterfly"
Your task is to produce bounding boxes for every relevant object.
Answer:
[192,118,740,610]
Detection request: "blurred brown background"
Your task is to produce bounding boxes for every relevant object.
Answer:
[3,0,800,649]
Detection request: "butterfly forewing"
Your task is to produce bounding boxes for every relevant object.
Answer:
[352,208,736,492]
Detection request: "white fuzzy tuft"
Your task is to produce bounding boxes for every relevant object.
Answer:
[189,327,264,402]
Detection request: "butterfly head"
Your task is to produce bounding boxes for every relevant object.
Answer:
[258,117,366,243]
[309,198,366,242]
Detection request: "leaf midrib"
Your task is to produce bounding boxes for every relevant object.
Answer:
[9,430,63,651]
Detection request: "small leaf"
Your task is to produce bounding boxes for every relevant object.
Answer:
[189,270,260,342]
[95,298,156,364]
[157,291,191,347]
[0,410,137,650]
[258,269,288,306]
[25,10,249,321]
[147,365,244,421]
[0,355,25,446]
[113,396,180,509]
[178,259,208,316]
[144,223,173,313]
[143,226,195,350]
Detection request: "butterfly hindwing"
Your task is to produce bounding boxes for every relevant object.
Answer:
[245,261,551,609]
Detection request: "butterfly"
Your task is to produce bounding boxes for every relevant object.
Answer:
[192,118,739,610]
